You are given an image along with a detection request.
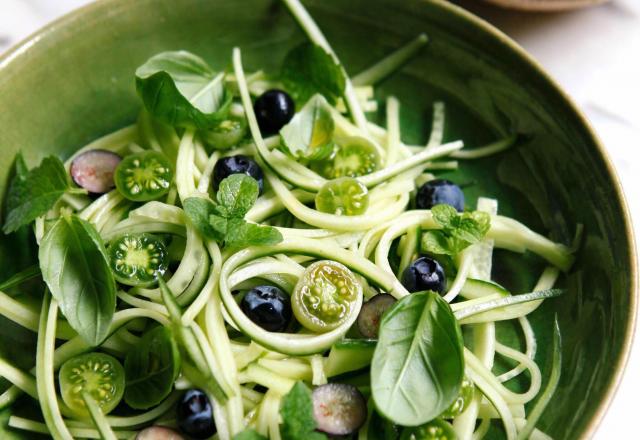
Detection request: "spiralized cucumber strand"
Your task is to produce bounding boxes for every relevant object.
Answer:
[465,349,541,405]
[247,189,315,223]
[443,247,474,303]
[352,34,429,86]
[358,140,463,188]
[451,134,518,159]
[516,319,562,440]
[263,163,410,232]
[385,96,401,166]
[197,151,221,193]
[281,0,368,132]
[453,289,563,323]
[465,348,517,440]
[0,357,37,398]
[8,416,136,439]
[36,293,73,440]
[176,128,198,201]
[82,392,118,440]
[425,101,446,150]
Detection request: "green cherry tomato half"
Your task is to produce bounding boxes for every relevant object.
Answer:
[108,233,168,287]
[313,136,381,179]
[292,260,362,333]
[315,177,369,216]
[399,419,456,440]
[201,116,248,151]
[115,151,173,201]
[59,352,125,418]
[440,377,474,419]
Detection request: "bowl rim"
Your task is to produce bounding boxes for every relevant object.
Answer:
[0,0,637,437]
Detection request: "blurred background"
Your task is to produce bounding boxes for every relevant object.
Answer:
[1,0,638,438]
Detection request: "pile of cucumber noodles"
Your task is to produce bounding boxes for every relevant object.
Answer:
[0,0,577,439]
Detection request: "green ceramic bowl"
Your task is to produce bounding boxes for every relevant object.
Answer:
[0,0,635,439]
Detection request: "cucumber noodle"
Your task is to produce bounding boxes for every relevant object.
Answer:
[0,1,575,439]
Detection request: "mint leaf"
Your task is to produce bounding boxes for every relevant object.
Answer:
[279,94,335,161]
[422,204,491,256]
[281,43,346,105]
[3,155,74,234]
[182,177,282,249]
[136,51,232,129]
[226,220,283,248]
[431,204,457,229]
[183,197,225,242]
[421,230,451,256]
[280,382,327,440]
[216,174,259,218]
[234,429,268,440]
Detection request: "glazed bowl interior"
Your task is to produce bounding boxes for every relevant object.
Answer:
[0,0,635,439]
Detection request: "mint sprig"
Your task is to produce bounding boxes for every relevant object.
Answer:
[183,174,282,248]
[421,204,491,256]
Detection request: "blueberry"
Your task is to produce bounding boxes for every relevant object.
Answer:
[401,257,446,293]
[212,155,264,194]
[241,285,292,332]
[254,89,295,136]
[416,179,465,212]
[176,389,216,439]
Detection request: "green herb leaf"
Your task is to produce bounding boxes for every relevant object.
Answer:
[0,265,41,292]
[216,174,259,218]
[281,43,346,105]
[234,429,268,440]
[431,204,457,228]
[124,326,181,409]
[136,51,232,129]
[279,94,336,161]
[183,176,282,249]
[280,382,327,440]
[226,219,283,248]
[183,197,225,242]
[3,156,74,234]
[38,214,116,346]
[422,204,491,256]
[371,291,464,426]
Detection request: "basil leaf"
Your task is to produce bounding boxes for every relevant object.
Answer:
[3,156,74,234]
[124,326,181,409]
[281,43,346,105]
[279,94,335,161]
[371,291,464,426]
[280,382,327,440]
[234,430,268,440]
[38,214,116,346]
[216,174,259,218]
[136,51,232,129]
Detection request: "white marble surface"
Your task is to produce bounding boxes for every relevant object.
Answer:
[1,0,638,438]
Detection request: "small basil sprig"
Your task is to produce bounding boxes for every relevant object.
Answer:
[2,154,83,234]
[38,213,116,346]
[281,43,346,105]
[421,204,491,256]
[136,51,232,129]
[124,326,181,409]
[371,291,464,426]
[184,175,282,248]
[279,94,336,161]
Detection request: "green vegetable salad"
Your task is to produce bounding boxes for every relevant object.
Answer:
[0,1,576,439]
